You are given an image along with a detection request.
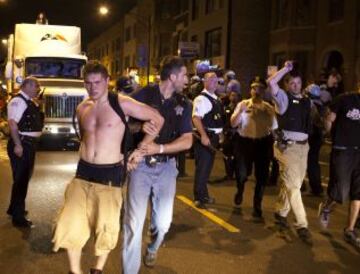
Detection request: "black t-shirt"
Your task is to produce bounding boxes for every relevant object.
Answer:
[132,84,193,145]
[330,92,360,147]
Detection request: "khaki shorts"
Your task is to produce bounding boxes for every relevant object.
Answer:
[52,178,123,256]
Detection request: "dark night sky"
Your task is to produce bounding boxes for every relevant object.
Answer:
[0,0,135,60]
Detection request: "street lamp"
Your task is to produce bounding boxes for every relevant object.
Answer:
[99,6,109,16]
[2,39,7,46]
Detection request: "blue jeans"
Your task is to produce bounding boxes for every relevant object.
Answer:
[122,158,178,274]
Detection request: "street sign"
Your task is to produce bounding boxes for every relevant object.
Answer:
[178,42,200,59]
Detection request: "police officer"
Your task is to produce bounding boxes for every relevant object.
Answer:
[221,89,240,181]
[268,61,312,243]
[192,71,224,209]
[6,77,44,228]
[122,56,193,273]
[230,77,277,219]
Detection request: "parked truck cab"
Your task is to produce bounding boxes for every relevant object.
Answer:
[5,23,88,149]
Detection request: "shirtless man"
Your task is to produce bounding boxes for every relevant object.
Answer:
[52,61,163,274]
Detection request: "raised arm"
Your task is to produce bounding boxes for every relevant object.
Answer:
[267,61,293,114]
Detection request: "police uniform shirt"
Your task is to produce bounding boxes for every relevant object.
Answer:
[132,85,193,141]
[232,98,278,139]
[272,88,308,141]
[192,89,223,134]
[7,91,42,137]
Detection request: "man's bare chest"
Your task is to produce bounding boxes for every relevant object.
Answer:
[81,105,123,132]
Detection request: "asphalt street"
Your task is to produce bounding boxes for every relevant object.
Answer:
[0,140,359,274]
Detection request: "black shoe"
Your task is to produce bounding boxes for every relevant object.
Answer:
[274,213,289,229]
[296,227,312,245]
[12,217,34,228]
[7,209,28,217]
[143,250,157,268]
[89,268,103,274]
[234,192,243,206]
[194,200,207,209]
[343,229,360,250]
[204,196,215,204]
[252,208,263,219]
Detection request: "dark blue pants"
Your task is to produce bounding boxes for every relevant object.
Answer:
[234,135,272,212]
[7,138,37,220]
[193,134,219,202]
[307,129,324,195]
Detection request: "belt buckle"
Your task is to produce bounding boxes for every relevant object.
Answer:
[145,156,157,167]
[287,140,294,145]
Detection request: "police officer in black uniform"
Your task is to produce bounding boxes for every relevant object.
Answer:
[123,56,193,271]
[192,71,224,208]
[6,77,44,228]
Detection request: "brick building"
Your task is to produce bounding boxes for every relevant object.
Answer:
[87,0,360,91]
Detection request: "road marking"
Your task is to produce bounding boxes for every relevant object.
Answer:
[176,195,240,233]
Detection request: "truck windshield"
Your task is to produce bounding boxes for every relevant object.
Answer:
[25,57,86,79]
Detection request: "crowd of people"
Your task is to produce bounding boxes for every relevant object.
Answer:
[4,56,360,274]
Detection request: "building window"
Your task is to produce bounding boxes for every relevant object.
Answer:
[192,0,200,20]
[294,51,308,80]
[133,24,137,38]
[274,0,289,29]
[295,0,313,26]
[125,26,131,42]
[124,56,130,69]
[191,35,198,42]
[272,52,286,68]
[205,28,222,58]
[205,0,216,14]
[116,37,121,51]
[328,0,344,23]
[219,0,224,9]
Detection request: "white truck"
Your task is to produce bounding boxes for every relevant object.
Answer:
[5,23,87,149]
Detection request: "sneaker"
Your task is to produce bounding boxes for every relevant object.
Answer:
[296,227,313,245]
[318,202,331,229]
[343,229,360,249]
[143,250,157,268]
[234,192,243,206]
[194,200,207,209]
[203,196,215,204]
[274,213,289,229]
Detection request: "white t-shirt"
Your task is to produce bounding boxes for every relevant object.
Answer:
[192,89,223,133]
[7,91,42,137]
[232,98,277,139]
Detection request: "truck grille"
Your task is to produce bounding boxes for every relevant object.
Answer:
[44,95,84,118]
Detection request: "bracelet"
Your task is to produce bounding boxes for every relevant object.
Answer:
[159,144,164,154]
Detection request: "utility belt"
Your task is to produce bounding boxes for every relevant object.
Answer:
[20,134,39,143]
[285,139,308,145]
[145,154,175,167]
[75,159,124,187]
